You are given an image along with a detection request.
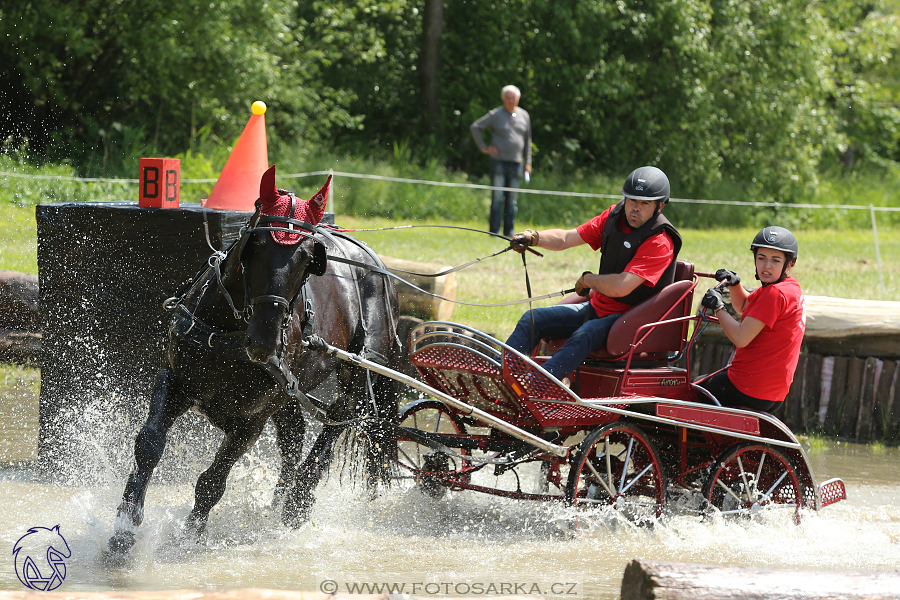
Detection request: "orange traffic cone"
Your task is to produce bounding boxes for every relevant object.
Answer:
[203,101,269,211]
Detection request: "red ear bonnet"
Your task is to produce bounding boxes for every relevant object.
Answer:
[257,165,331,245]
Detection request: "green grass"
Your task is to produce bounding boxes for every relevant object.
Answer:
[336,216,900,336]
[0,363,40,463]
[0,204,38,274]
[2,200,899,335]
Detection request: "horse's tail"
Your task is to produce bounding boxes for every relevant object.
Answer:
[332,364,400,489]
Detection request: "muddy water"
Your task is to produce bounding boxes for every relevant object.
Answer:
[0,380,898,599]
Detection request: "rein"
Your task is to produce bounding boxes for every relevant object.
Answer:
[257,215,577,306]
[325,224,543,258]
[164,211,570,434]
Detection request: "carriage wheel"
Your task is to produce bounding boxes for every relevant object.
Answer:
[397,399,470,498]
[702,443,807,523]
[565,423,666,522]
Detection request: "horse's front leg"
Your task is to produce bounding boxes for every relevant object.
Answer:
[108,368,189,555]
[271,398,306,512]
[182,419,267,539]
[283,422,345,527]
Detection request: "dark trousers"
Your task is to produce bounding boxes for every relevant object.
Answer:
[697,369,781,413]
[505,302,622,379]
[489,159,522,236]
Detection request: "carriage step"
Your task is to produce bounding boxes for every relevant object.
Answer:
[818,477,847,507]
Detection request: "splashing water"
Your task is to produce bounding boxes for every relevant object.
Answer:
[0,375,897,598]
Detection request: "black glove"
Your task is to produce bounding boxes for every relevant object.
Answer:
[701,288,725,311]
[510,229,538,253]
[715,268,741,287]
[575,271,592,297]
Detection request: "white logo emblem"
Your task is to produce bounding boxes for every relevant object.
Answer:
[624,241,632,248]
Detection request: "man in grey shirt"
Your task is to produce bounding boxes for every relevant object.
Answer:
[470,85,532,236]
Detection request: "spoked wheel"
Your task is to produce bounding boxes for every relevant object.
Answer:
[702,443,807,523]
[397,399,470,498]
[565,422,666,522]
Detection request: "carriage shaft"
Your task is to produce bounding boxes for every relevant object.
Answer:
[316,341,570,458]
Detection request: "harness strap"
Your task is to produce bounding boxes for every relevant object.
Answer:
[169,306,365,426]
[326,253,576,307]
[249,295,291,309]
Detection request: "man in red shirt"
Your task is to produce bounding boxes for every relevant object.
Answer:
[699,226,805,412]
[507,166,682,380]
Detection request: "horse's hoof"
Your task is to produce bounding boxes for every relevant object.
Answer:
[182,513,208,540]
[282,497,313,529]
[106,530,136,556]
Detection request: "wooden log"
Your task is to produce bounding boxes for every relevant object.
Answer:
[689,340,703,375]
[380,256,457,321]
[699,295,900,358]
[824,356,849,435]
[802,295,900,358]
[839,357,866,439]
[817,356,833,427]
[885,361,900,442]
[874,359,897,440]
[784,354,806,431]
[716,343,732,371]
[855,357,881,441]
[802,354,823,431]
[620,559,900,600]
[0,270,39,331]
[699,342,717,376]
[0,330,41,366]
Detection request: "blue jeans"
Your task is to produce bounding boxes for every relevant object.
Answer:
[505,303,622,379]
[489,160,522,236]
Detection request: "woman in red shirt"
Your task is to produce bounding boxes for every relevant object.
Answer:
[698,226,806,413]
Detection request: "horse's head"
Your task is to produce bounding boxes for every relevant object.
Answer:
[243,165,330,364]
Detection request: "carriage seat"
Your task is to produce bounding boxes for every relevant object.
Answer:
[540,260,696,363]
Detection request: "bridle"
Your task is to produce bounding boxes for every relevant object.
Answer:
[225,195,325,329]
[163,198,350,423]
[164,196,327,350]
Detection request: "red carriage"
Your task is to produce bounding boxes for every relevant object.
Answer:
[388,260,847,522]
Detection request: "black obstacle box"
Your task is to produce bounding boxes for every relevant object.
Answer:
[36,202,251,477]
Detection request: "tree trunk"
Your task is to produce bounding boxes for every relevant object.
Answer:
[419,0,444,134]
[620,559,900,600]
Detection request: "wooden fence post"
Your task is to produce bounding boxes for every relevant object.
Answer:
[885,362,900,442]
[824,356,849,434]
[699,342,717,376]
[784,354,806,431]
[839,357,866,439]
[856,357,881,441]
[874,360,896,441]
[802,354,823,432]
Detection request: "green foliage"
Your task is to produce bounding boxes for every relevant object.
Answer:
[0,0,359,175]
[4,0,900,204]
[826,2,900,168]
[314,0,900,204]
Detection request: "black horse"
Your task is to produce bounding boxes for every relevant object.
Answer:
[108,166,401,554]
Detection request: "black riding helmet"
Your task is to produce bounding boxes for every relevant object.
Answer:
[751,226,798,284]
[622,166,670,204]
